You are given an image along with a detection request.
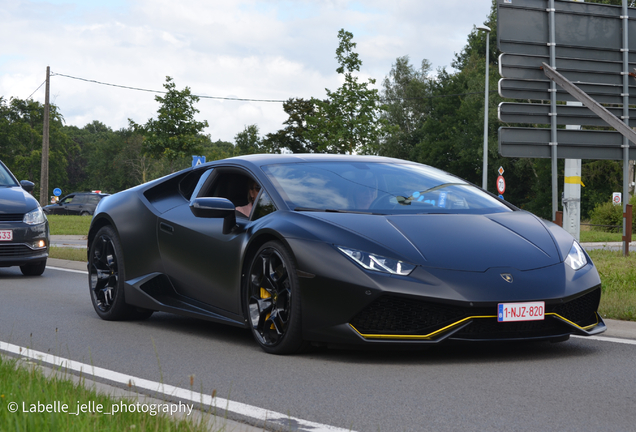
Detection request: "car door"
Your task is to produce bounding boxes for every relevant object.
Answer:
[156,167,256,316]
[64,194,87,215]
[54,194,75,215]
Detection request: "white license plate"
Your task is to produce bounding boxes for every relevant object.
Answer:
[0,230,13,241]
[498,301,545,322]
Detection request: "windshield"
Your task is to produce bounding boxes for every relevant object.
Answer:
[262,161,512,215]
[0,163,19,187]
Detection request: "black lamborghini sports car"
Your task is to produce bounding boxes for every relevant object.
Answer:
[87,154,605,354]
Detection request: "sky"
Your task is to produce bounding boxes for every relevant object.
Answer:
[0,0,493,143]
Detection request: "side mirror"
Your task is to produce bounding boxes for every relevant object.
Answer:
[20,180,34,193]
[190,197,237,234]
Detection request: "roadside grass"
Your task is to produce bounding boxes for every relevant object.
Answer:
[0,356,212,432]
[47,215,92,236]
[49,247,86,262]
[579,230,623,243]
[588,249,636,321]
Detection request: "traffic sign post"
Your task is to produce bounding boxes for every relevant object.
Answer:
[192,156,206,167]
[613,192,622,206]
[496,175,506,196]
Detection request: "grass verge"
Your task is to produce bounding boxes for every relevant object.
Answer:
[49,247,87,262]
[0,356,212,431]
[47,215,92,236]
[579,230,623,243]
[588,249,636,321]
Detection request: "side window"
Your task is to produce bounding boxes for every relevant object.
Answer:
[75,194,88,204]
[252,191,277,221]
[61,195,75,204]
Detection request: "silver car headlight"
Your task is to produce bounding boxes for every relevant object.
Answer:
[337,246,415,276]
[23,207,46,225]
[564,241,587,270]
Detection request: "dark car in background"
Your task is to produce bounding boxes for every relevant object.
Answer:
[43,192,109,216]
[0,160,49,276]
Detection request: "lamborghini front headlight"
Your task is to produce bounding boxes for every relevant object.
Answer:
[337,246,415,276]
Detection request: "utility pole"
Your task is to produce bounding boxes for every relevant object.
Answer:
[39,66,50,206]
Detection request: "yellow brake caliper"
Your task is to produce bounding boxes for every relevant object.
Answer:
[260,288,275,329]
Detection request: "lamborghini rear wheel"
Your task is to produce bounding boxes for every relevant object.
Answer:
[88,226,153,321]
[245,241,306,354]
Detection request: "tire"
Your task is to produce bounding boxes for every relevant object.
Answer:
[245,241,306,354]
[80,211,91,216]
[88,226,153,321]
[20,259,47,276]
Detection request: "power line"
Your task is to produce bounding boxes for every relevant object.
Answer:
[51,71,287,103]
[50,70,497,104]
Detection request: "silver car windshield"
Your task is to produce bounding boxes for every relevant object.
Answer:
[262,162,512,215]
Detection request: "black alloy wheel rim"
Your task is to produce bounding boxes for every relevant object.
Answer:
[89,234,119,312]
[248,248,292,346]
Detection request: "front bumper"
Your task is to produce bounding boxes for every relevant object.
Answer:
[289,239,606,346]
[0,221,49,267]
[348,286,605,343]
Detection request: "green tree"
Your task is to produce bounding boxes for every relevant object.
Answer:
[0,97,74,199]
[262,98,319,153]
[130,76,209,172]
[378,56,432,160]
[305,29,388,154]
[234,124,263,155]
[202,139,234,161]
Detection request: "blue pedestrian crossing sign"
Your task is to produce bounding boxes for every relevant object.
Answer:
[192,156,206,167]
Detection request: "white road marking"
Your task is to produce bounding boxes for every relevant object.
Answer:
[46,266,87,274]
[571,334,636,346]
[0,341,353,432]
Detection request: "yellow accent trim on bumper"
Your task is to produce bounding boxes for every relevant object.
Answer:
[547,312,600,331]
[350,312,601,341]
[350,316,497,340]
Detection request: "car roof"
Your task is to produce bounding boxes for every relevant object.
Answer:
[218,153,405,166]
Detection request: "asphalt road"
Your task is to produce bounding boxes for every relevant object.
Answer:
[1,265,636,432]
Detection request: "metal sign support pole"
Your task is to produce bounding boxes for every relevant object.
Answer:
[622,0,631,256]
[549,0,558,222]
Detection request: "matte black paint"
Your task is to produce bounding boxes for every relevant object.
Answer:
[88,154,606,348]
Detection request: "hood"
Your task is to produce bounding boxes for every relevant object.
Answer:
[304,211,563,272]
[0,186,39,214]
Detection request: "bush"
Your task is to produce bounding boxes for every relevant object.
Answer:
[589,195,636,233]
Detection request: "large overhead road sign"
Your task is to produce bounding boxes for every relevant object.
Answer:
[498,0,636,105]
[497,0,636,161]
[498,0,636,61]
[499,128,636,159]
[499,77,636,105]
[500,53,630,86]
[499,102,636,127]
